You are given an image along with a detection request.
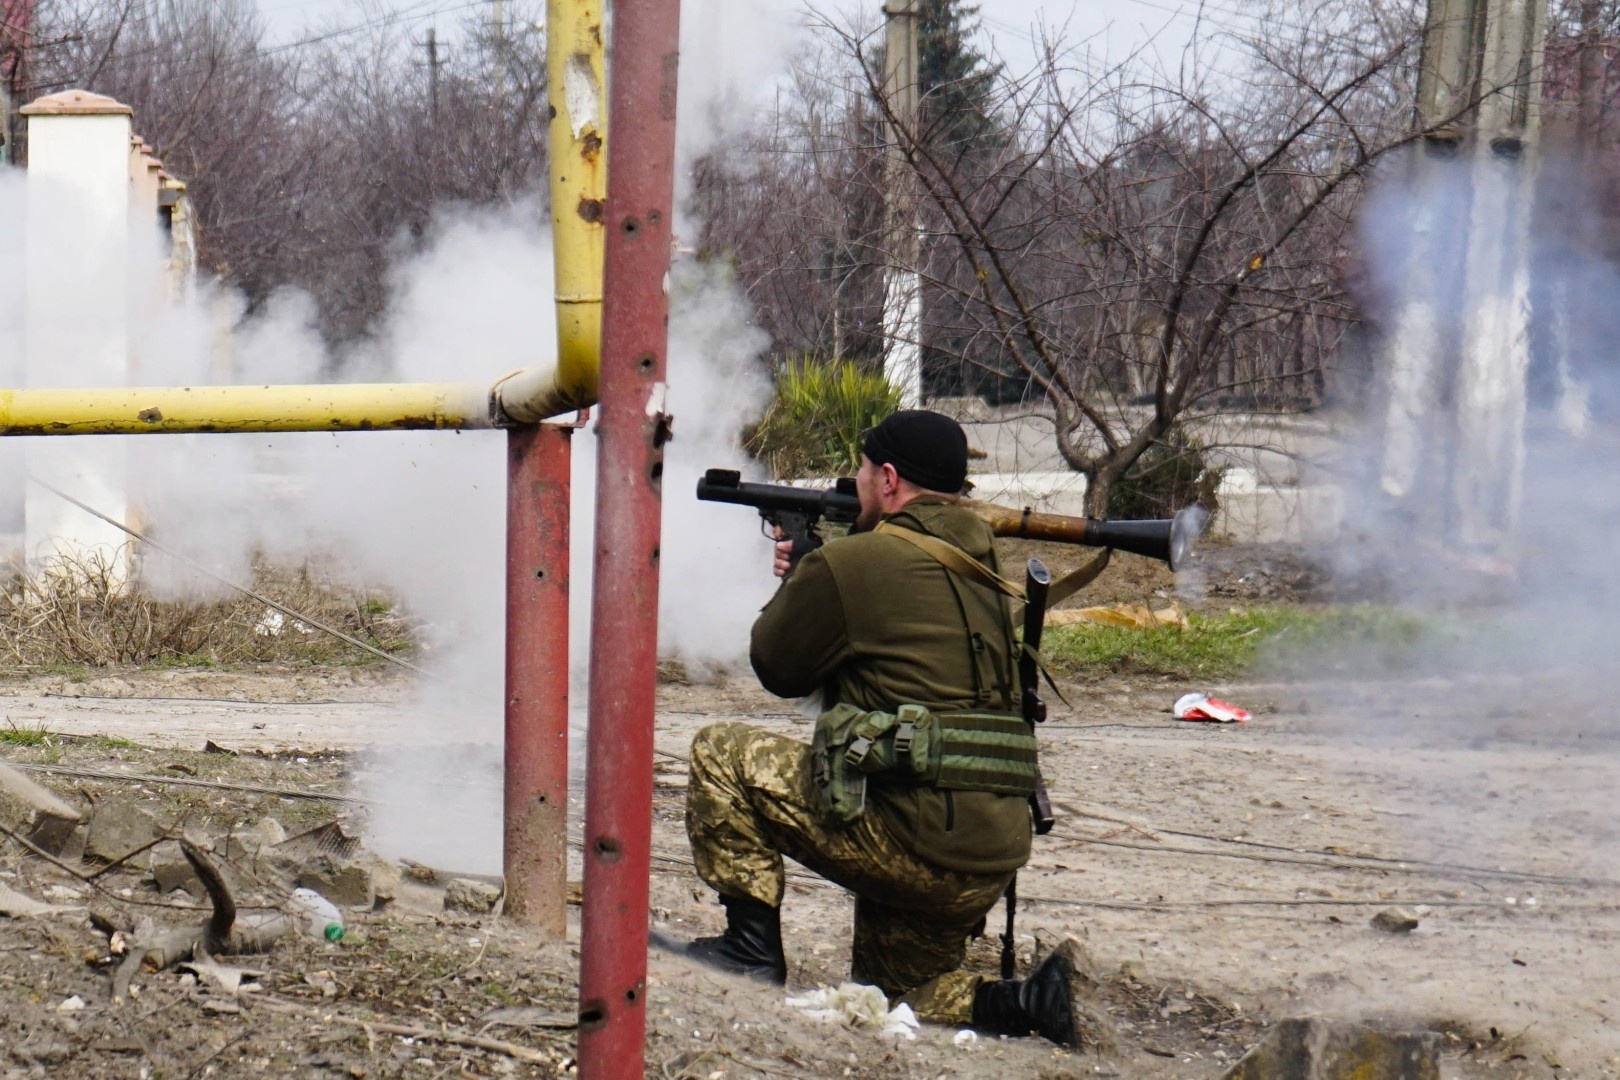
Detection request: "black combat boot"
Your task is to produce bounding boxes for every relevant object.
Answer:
[663,894,787,984]
[970,939,1085,1047]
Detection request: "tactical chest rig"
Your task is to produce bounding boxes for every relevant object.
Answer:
[808,521,1043,827]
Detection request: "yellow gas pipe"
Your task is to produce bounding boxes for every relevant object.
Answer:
[0,0,606,436]
[0,375,576,435]
[545,0,608,410]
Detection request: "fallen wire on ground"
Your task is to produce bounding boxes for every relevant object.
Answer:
[5,760,364,804]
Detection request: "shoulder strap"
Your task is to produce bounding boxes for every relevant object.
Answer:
[873,522,1024,600]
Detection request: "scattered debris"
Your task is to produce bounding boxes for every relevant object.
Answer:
[1371,907,1420,934]
[0,760,82,854]
[784,982,919,1041]
[1174,692,1252,723]
[179,955,266,995]
[83,796,159,865]
[290,887,346,941]
[475,1006,579,1032]
[112,840,289,999]
[148,840,203,896]
[0,880,60,917]
[296,851,374,909]
[1047,602,1188,629]
[444,877,503,914]
[1220,1017,1440,1079]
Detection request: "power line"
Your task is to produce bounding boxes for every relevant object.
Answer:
[35,0,486,89]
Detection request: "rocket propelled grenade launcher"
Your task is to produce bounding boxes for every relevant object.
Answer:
[695,468,1202,569]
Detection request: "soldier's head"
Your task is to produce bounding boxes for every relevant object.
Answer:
[855,410,969,528]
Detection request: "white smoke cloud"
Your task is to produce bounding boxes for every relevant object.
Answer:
[5,0,804,872]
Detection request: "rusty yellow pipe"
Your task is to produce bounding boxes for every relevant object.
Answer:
[547,0,607,407]
[0,376,585,434]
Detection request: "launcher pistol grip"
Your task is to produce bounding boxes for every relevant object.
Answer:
[768,509,822,560]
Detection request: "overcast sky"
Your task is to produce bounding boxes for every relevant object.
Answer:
[254,0,1264,82]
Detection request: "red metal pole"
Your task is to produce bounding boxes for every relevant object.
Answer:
[578,0,679,1067]
[504,422,573,935]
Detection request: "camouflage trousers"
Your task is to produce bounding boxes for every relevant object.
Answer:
[685,720,1013,1025]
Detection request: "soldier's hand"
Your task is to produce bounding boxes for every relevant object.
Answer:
[772,528,797,579]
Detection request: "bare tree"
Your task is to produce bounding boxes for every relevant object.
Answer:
[846,0,1433,514]
[687,2,1435,511]
[29,0,548,352]
[689,43,891,364]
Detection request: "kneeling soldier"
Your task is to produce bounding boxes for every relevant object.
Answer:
[667,410,1090,1045]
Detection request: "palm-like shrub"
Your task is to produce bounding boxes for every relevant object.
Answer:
[747,359,901,478]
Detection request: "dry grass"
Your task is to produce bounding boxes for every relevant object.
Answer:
[0,546,415,670]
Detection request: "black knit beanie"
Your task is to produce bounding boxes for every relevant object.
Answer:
[862,410,969,494]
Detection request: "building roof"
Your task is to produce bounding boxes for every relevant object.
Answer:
[21,90,134,117]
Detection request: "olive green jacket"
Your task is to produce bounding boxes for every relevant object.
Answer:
[750,497,1033,873]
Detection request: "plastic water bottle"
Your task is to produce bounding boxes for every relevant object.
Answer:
[291,888,345,942]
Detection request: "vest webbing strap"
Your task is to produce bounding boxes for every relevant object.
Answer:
[934,711,1040,796]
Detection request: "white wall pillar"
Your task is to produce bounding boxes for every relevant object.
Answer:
[21,90,135,577]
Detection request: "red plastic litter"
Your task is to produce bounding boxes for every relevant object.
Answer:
[1173,692,1250,723]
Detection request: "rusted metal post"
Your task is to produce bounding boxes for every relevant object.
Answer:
[503,422,573,934]
[577,0,679,1067]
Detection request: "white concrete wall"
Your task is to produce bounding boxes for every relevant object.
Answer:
[24,103,134,574]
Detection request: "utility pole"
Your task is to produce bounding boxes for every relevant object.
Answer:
[880,0,922,407]
[492,0,508,99]
[1377,0,1546,554]
[425,27,442,127]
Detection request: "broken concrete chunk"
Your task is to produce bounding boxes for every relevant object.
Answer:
[0,761,81,856]
[83,797,159,866]
[1371,907,1420,934]
[0,881,57,917]
[148,841,202,897]
[444,878,503,914]
[296,852,374,909]
[369,855,402,908]
[1221,1018,1439,1080]
[222,817,287,863]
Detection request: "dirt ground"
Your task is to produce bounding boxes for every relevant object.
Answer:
[0,553,1614,1079]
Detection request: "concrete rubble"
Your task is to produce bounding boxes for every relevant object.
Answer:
[0,761,82,855]
[1370,907,1420,934]
[444,877,503,914]
[1220,1018,1440,1080]
[296,852,375,909]
[83,796,158,865]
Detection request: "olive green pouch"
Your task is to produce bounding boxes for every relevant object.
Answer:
[809,704,937,826]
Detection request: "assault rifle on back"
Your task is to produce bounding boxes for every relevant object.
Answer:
[695,467,1202,570]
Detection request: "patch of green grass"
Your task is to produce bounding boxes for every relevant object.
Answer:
[86,734,138,751]
[33,663,89,682]
[0,721,52,747]
[147,651,218,670]
[481,982,519,1006]
[1042,604,1434,681]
